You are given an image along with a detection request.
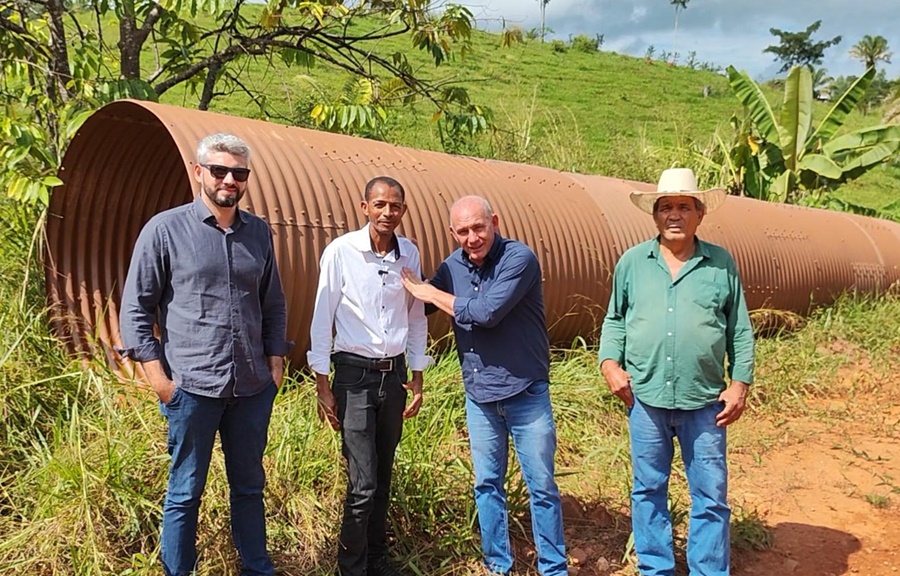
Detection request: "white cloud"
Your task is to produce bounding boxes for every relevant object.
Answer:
[630,5,648,24]
[457,0,900,79]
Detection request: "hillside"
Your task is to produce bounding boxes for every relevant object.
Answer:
[148,20,900,216]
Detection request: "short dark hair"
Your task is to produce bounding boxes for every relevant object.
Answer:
[365,176,405,202]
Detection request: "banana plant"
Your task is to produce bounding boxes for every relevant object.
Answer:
[725,65,900,202]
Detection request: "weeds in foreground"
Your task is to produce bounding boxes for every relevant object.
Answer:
[864,494,891,509]
[2,197,900,573]
[731,505,774,552]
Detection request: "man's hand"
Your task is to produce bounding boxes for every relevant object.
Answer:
[400,268,435,302]
[401,268,456,316]
[143,360,177,404]
[403,372,424,419]
[268,356,285,389]
[600,359,634,407]
[716,381,750,427]
[315,373,340,431]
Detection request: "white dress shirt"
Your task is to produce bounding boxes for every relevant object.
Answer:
[307,224,432,375]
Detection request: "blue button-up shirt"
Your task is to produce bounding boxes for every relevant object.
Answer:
[430,235,550,403]
[119,195,292,397]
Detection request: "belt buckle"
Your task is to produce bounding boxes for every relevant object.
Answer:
[374,358,393,371]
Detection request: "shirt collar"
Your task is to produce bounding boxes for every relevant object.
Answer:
[647,236,709,260]
[192,194,248,227]
[350,224,402,259]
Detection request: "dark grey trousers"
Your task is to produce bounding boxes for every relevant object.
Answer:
[332,356,407,576]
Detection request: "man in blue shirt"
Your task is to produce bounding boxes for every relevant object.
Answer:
[119,133,291,576]
[401,195,567,576]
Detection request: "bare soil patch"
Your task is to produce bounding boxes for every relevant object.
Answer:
[552,370,900,576]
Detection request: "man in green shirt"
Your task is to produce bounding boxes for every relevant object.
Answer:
[598,168,755,576]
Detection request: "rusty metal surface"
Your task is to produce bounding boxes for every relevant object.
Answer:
[46,100,900,372]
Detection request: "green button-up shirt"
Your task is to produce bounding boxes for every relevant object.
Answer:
[598,237,755,410]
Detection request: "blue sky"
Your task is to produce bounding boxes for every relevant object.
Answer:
[453,0,899,80]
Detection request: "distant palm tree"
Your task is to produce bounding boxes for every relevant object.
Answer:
[670,0,690,62]
[809,66,833,100]
[849,35,893,70]
[538,0,551,42]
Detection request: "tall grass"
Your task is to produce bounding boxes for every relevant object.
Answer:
[1,196,899,574]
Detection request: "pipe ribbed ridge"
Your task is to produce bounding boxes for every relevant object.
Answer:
[47,100,900,372]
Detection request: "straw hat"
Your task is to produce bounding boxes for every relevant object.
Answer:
[629,168,727,214]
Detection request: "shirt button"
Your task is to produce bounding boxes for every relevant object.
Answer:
[469,348,474,352]
[667,356,672,361]
[666,380,671,386]
[474,287,479,291]
[473,368,478,373]
[667,332,673,337]
[668,307,673,312]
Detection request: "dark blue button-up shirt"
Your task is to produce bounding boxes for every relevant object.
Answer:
[430,235,550,403]
[119,195,292,397]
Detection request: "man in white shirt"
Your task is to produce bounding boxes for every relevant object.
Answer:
[308,176,431,576]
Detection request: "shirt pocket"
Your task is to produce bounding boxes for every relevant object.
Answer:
[694,280,724,313]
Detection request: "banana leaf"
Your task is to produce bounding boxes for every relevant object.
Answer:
[727,66,780,145]
[797,153,843,180]
[779,66,813,171]
[807,67,876,148]
[768,170,794,203]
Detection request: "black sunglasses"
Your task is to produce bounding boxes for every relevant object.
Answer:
[201,163,251,182]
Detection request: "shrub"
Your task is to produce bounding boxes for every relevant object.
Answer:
[570,34,601,53]
[550,39,567,53]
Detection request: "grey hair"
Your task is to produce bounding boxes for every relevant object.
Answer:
[449,195,493,225]
[196,133,251,164]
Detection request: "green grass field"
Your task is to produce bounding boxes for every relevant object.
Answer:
[141,14,899,216]
[1,9,899,575]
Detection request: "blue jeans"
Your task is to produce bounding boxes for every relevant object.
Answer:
[159,383,277,576]
[465,381,567,576]
[628,397,730,576]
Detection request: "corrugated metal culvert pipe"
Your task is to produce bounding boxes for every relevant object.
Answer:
[46,100,900,374]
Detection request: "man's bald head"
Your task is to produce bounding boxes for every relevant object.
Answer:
[448,195,498,267]
[450,195,493,225]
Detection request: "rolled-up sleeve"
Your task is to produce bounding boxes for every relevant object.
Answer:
[259,229,293,357]
[118,222,167,362]
[598,259,628,366]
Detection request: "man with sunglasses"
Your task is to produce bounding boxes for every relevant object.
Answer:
[119,133,291,576]
[308,176,430,576]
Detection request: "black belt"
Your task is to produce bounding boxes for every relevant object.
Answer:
[331,352,405,372]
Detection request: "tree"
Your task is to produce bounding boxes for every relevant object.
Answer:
[0,0,487,206]
[724,65,900,202]
[670,0,689,62]
[850,35,893,70]
[538,0,550,42]
[810,66,833,100]
[763,20,841,74]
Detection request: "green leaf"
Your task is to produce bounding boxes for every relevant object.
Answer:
[779,66,813,171]
[797,154,843,180]
[822,124,900,156]
[808,67,876,148]
[769,170,794,202]
[727,66,780,145]
[41,176,64,187]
